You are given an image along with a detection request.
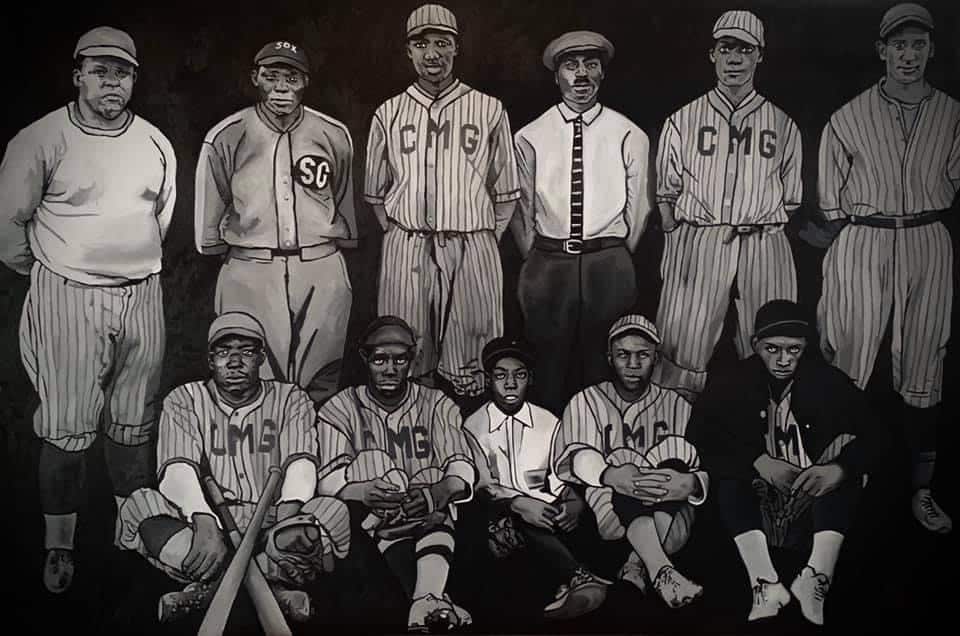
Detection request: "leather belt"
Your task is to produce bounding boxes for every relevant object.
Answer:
[533,235,625,255]
[848,209,946,230]
[229,243,337,261]
[721,223,783,243]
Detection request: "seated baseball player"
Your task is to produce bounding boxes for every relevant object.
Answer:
[551,314,709,609]
[117,312,352,615]
[316,316,477,633]
[688,299,879,626]
[463,336,610,621]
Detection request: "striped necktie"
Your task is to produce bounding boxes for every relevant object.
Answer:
[569,115,584,242]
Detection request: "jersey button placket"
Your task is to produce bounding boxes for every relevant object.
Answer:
[229,411,248,497]
[425,108,439,230]
[275,133,297,250]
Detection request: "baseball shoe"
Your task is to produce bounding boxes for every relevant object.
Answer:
[43,548,75,594]
[543,568,611,620]
[617,551,648,594]
[748,578,791,622]
[272,587,313,622]
[912,488,953,534]
[652,565,703,609]
[790,565,830,626]
[157,581,216,623]
[408,593,466,633]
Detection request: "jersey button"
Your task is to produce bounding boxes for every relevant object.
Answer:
[237,473,245,480]
[283,239,294,248]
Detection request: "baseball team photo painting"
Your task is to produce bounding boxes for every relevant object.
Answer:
[0,0,957,634]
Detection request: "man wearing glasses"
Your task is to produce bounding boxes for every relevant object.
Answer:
[195,39,358,405]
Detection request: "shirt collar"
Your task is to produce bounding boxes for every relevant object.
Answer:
[877,77,932,106]
[487,401,533,433]
[557,101,603,125]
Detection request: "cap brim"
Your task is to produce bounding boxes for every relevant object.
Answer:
[407,25,458,39]
[754,321,810,340]
[607,326,662,346]
[76,45,138,67]
[713,28,762,47]
[209,327,265,346]
[880,16,934,38]
[256,55,309,74]
[544,45,613,71]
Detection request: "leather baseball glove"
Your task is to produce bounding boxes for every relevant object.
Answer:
[264,514,335,584]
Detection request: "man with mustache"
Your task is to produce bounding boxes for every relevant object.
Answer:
[316,316,477,632]
[688,300,879,626]
[512,30,651,416]
[363,4,520,400]
[0,25,176,593]
[814,2,958,534]
[116,312,352,618]
[652,10,803,404]
[551,315,709,610]
[195,39,357,405]
[463,337,610,621]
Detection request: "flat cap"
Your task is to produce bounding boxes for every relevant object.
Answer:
[254,40,310,74]
[407,4,459,39]
[608,314,661,348]
[542,30,614,71]
[359,316,417,349]
[713,10,765,48]
[753,299,811,340]
[208,312,266,347]
[74,26,138,67]
[481,337,535,372]
[879,3,934,39]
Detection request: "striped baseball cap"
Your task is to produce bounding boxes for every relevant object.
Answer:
[74,26,138,67]
[879,3,934,39]
[712,10,765,48]
[608,314,661,347]
[406,4,458,39]
[208,312,266,346]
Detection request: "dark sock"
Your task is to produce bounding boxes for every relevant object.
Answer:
[104,438,155,496]
[39,442,87,514]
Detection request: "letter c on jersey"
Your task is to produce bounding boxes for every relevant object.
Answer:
[296,155,331,190]
[401,125,417,153]
[697,126,718,156]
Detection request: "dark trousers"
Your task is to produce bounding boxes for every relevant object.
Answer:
[518,244,637,415]
[717,476,861,543]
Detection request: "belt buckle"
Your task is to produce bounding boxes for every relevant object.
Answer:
[563,238,583,255]
[895,217,907,230]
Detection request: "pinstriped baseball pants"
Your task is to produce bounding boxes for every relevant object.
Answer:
[817,222,952,408]
[654,224,798,394]
[19,262,165,452]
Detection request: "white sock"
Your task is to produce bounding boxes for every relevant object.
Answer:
[626,516,671,578]
[734,530,779,584]
[412,531,454,599]
[158,527,194,572]
[44,513,78,550]
[807,530,843,580]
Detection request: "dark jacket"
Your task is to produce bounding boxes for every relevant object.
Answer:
[687,355,884,482]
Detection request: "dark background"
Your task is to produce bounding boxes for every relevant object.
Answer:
[1,0,958,634]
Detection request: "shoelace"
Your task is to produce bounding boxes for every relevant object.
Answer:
[811,573,830,602]
[921,494,940,518]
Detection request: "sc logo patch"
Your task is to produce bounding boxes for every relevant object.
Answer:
[295,155,331,190]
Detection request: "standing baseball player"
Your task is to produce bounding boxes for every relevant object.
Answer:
[463,336,610,621]
[512,30,652,415]
[196,39,357,404]
[815,2,958,534]
[653,10,802,402]
[363,4,520,398]
[688,300,878,626]
[0,26,176,593]
[316,316,477,632]
[118,312,352,607]
[551,315,709,609]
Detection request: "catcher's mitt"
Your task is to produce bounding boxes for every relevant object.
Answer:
[487,514,526,559]
[265,514,335,584]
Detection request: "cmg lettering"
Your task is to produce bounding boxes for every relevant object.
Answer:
[211,419,277,456]
[365,425,431,459]
[697,126,777,158]
[400,121,481,155]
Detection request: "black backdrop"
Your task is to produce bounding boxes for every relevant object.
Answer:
[1,1,958,633]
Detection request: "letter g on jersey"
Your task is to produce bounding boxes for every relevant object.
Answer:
[296,155,331,190]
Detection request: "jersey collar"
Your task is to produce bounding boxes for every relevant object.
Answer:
[486,401,533,433]
[67,101,134,137]
[360,382,418,420]
[207,379,268,418]
[598,381,662,418]
[557,101,603,125]
[406,78,467,110]
[877,77,933,106]
[254,102,305,133]
[707,87,764,121]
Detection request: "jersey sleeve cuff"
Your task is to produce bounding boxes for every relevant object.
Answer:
[317,466,348,497]
[688,470,710,506]
[444,458,477,505]
[572,448,608,488]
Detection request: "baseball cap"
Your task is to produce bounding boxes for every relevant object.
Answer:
[607,314,661,348]
[407,4,459,39]
[879,3,934,39]
[712,10,765,48]
[254,40,310,74]
[359,316,417,349]
[208,312,266,347]
[74,26,138,67]
[542,31,615,71]
[753,299,811,340]
[481,337,535,373]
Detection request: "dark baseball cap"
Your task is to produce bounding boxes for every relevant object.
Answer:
[481,337,534,372]
[880,3,934,39]
[208,312,266,347]
[358,316,417,349]
[254,40,310,74]
[753,299,812,340]
[74,26,138,67]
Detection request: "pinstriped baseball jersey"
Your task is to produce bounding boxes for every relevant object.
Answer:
[552,382,693,484]
[316,383,474,482]
[195,104,357,254]
[363,80,521,232]
[657,89,802,225]
[157,379,317,505]
[818,80,960,220]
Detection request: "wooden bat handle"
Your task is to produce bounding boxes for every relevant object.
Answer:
[198,467,283,636]
[202,475,239,534]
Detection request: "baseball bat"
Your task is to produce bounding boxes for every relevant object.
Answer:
[202,474,292,636]
[198,466,283,636]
